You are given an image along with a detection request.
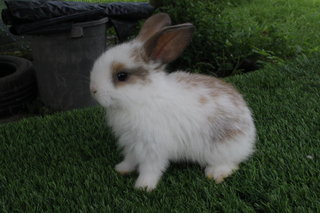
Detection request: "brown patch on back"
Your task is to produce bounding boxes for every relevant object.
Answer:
[175,72,249,144]
[224,129,243,141]
[176,73,245,107]
[111,61,150,87]
[176,73,218,88]
[199,96,208,105]
[207,107,245,143]
[209,115,244,143]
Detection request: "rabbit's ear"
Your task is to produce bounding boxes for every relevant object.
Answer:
[142,23,194,64]
[137,13,171,42]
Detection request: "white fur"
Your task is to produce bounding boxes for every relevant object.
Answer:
[90,39,256,191]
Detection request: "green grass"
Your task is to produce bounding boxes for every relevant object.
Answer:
[221,0,320,55]
[1,53,319,212]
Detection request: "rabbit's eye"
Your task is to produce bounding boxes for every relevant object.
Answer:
[116,72,129,81]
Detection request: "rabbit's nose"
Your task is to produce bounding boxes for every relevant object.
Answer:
[90,85,97,94]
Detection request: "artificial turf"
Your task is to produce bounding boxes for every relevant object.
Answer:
[0,54,319,212]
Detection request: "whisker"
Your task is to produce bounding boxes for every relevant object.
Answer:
[75,73,91,82]
[73,73,91,86]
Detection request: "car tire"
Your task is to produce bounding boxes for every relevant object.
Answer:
[0,55,37,116]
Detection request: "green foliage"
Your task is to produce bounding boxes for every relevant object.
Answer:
[160,0,320,76]
[0,53,320,212]
[159,0,229,76]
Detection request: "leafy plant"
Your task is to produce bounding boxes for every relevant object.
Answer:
[159,0,320,76]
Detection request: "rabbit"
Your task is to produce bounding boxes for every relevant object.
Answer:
[90,13,256,191]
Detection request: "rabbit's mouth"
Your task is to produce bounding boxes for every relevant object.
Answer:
[100,95,120,109]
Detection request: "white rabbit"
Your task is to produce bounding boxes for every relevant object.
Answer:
[90,13,256,191]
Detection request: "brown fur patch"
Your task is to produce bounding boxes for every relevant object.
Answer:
[224,129,243,140]
[176,73,245,107]
[199,96,208,104]
[208,112,244,143]
[130,47,143,63]
[176,73,217,87]
[175,72,248,144]
[111,62,150,87]
[111,62,125,74]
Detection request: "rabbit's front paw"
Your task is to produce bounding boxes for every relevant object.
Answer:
[205,164,239,183]
[134,173,161,192]
[115,161,136,175]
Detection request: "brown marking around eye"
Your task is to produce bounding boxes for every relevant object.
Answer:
[111,62,150,87]
[111,62,126,76]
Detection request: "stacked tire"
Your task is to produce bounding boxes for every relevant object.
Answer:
[0,55,37,117]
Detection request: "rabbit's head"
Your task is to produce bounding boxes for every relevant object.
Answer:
[90,13,194,108]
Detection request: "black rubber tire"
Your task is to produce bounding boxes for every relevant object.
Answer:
[0,55,37,116]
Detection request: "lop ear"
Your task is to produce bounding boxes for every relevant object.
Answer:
[142,23,195,64]
[137,13,171,42]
